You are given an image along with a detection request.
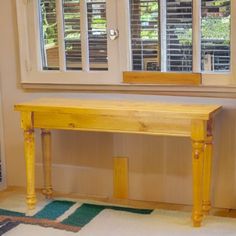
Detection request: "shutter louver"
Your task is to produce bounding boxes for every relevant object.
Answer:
[201,0,230,72]
[63,0,82,70]
[39,0,231,75]
[130,0,160,71]
[87,0,108,71]
[166,0,193,72]
[39,0,59,70]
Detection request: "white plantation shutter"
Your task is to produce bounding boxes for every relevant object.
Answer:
[129,0,231,73]
[129,0,193,72]
[129,0,160,71]
[166,0,193,72]
[39,0,108,72]
[201,0,231,72]
[39,0,59,70]
[63,0,82,70]
[87,0,108,70]
[39,0,231,74]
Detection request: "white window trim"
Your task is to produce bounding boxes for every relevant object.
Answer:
[201,0,236,86]
[16,0,122,85]
[192,0,201,73]
[80,0,89,71]
[230,0,236,84]
[56,0,66,71]
[16,0,236,89]
[160,0,167,72]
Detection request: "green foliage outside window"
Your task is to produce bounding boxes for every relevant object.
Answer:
[41,1,230,46]
[140,2,158,40]
[178,16,230,46]
[41,2,58,46]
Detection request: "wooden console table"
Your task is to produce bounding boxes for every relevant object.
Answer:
[15,98,221,227]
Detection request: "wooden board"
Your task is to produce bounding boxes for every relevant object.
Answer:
[113,157,129,199]
[15,97,220,121]
[123,72,202,85]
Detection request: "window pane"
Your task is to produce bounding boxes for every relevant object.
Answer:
[39,0,59,70]
[130,0,160,71]
[166,0,193,72]
[87,0,108,71]
[201,0,231,72]
[63,0,82,70]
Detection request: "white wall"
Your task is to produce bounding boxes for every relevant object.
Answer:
[1,0,236,209]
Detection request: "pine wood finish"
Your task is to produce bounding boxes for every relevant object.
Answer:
[123,72,202,85]
[15,98,221,227]
[41,129,53,198]
[113,157,129,199]
[21,111,36,210]
[202,120,214,215]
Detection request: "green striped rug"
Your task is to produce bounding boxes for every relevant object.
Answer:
[0,200,153,234]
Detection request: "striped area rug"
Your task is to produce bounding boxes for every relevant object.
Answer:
[0,200,152,235]
[1,198,236,235]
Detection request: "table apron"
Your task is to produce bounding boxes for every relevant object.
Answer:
[33,111,192,137]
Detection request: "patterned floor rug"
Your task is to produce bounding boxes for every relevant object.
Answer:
[1,195,236,235]
[0,199,152,235]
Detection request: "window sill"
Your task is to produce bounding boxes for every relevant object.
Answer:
[21,83,236,98]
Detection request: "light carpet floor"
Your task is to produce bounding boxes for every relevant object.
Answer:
[1,193,236,236]
[78,209,236,236]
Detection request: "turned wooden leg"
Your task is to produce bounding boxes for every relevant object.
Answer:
[202,120,213,215]
[192,141,204,227]
[24,129,37,210]
[41,129,53,199]
[191,120,206,227]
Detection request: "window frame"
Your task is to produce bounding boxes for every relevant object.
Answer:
[16,0,236,88]
[16,0,122,85]
[121,0,235,86]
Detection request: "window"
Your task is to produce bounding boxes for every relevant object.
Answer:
[40,0,59,70]
[16,0,235,87]
[87,0,108,71]
[130,0,160,71]
[39,0,108,71]
[201,0,231,72]
[129,0,231,74]
[16,0,119,84]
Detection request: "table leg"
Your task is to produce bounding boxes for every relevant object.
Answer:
[24,129,37,210]
[192,141,204,227]
[41,129,53,198]
[202,121,213,215]
[191,120,206,227]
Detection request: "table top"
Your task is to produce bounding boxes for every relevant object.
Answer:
[14,97,222,120]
